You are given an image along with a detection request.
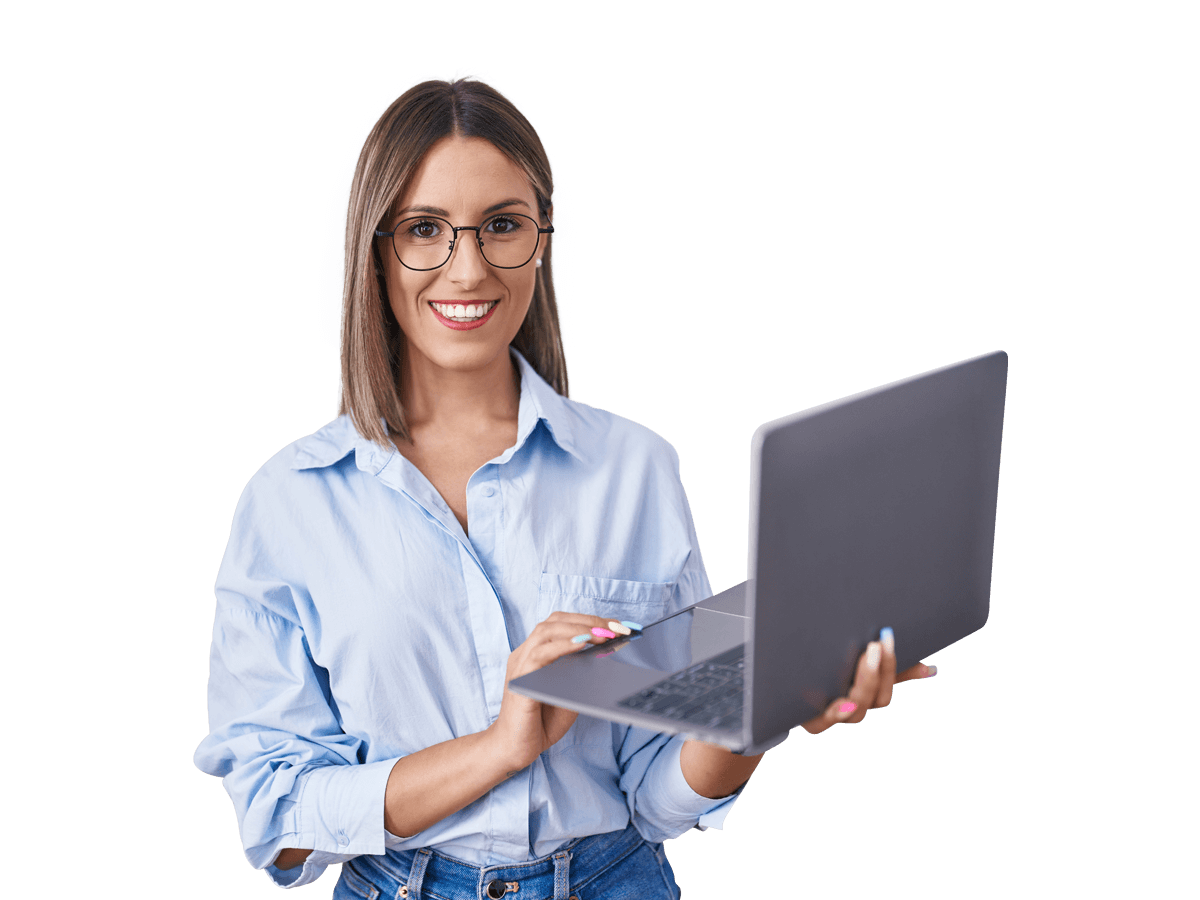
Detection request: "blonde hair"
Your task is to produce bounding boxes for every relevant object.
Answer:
[339,79,567,445]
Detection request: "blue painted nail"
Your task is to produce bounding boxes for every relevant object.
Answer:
[620,621,643,631]
[571,634,592,644]
[880,627,895,653]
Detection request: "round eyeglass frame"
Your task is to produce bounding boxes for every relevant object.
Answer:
[375,213,554,272]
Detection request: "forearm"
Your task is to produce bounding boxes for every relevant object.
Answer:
[384,726,516,836]
[274,726,515,871]
[679,740,763,799]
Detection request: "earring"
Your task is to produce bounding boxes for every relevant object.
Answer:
[535,258,542,268]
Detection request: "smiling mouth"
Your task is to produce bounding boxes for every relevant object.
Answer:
[429,300,498,323]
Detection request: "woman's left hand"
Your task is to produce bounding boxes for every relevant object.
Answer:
[802,628,936,735]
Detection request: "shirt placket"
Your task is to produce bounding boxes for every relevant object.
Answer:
[463,462,532,862]
[369,451,513,700]
[374,451,531,860]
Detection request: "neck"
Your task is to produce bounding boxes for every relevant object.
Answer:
[398,345,521,438]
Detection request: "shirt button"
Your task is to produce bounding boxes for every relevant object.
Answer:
[481,485,497,498]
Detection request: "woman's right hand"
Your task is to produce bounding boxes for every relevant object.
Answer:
[488,611,623,773]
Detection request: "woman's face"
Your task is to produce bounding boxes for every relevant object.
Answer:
[378,135,545,383]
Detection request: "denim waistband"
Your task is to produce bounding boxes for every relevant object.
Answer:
[343,824,649,900]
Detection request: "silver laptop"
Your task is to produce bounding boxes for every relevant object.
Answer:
[511,352,1008,754]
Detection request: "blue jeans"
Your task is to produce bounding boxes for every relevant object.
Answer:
[332,824,681,900]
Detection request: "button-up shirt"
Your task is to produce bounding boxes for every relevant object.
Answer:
[195,351,737,888]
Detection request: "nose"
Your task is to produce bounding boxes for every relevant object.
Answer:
[445,226,488,289]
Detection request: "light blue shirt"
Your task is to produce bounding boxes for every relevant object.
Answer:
[195,351,738,888]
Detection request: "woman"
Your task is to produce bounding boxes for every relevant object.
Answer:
[195,79,929,899]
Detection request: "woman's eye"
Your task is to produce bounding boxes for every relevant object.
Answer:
[406,220,441,239]
[486,216,523,234]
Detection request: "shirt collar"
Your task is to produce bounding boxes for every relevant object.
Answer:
[510,348,583,462]
[290,348,582,472]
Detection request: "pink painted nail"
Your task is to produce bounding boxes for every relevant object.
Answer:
[591,627,616,639]
[924,665,938,678]
[837,701,858,715]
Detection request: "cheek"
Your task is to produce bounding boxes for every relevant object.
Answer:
[507,271,538,312]
[385,270,433,321]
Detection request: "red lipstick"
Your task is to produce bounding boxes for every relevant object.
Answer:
[428,301,500,331]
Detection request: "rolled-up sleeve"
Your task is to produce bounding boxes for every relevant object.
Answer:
[616,729,740,842]
[195,603,397,887]
[194,469,400,888]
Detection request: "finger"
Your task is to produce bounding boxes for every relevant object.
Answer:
[842,641,883,723]
[543,611,632,635]
[534,611,647,650]
[873,627,897,709]
[547,618,631,651]
[897,661,937,683]
[803,697,860,734]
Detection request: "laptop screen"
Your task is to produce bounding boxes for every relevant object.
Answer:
[595,607,746,674]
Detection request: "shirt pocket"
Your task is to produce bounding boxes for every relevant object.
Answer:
[538,572,673,626]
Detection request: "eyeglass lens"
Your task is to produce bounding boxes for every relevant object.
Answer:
[391,214,542,270]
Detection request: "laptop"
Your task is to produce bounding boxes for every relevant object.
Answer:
[511,351,1008,754]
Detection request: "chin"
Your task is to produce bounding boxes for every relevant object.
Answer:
[420,339,516,376]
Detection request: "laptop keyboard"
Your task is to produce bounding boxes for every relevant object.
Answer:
[617,644,745,731]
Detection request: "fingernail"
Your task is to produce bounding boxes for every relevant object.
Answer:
[880,627,895,654]
[620,621,643,631]
[607,621,632,635]
[591,627,616,639]
[866,642,882,670]
[923,664,938,678]
[837,701,858,716]
[571,634,593,644]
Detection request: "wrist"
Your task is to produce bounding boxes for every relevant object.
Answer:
[483,719,537,776]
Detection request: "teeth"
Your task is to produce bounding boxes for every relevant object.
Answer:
[431,301,496,321]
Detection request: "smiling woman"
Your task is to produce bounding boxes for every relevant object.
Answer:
[195,78,917,899]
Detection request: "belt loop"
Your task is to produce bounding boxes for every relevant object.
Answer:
[404,848,432,900]
[552,850,572,900]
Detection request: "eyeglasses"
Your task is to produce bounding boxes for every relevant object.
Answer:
[375,213,554,271]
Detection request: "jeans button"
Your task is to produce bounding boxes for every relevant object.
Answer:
[485,879,507,899]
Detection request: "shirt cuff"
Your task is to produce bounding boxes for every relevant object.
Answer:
[641,737,742,833]
[697,793,738,830]
[261,757,399,888]
[265,848,361,888]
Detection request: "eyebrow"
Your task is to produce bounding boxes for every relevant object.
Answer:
[395,198,532,219]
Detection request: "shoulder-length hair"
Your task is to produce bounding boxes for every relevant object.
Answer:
[339,79,567,446]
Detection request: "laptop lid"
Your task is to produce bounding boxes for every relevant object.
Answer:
[746,351,1007,748]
